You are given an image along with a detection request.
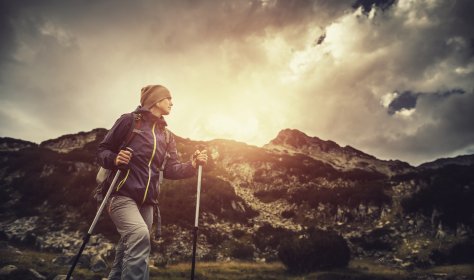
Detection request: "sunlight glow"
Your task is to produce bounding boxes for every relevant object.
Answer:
[204,113,259,142]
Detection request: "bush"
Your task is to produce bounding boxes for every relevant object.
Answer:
[429,240,474,265]
[159,176,258,227]
[401,165,474,228]
[278,228,350,274]
[253,223,293,251]
[449,240,474,264]
[349,227,394,252]
[288,181,391,209]
[281,210,295,219]
[231,229,246,239]
[254,188,287,203]
[230,242,255,260]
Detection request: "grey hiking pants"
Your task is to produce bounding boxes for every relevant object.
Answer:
[107,195,153,280]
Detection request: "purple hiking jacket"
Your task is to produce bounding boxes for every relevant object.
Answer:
[97,106,195,205]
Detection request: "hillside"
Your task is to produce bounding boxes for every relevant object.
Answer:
[0,128,473,279]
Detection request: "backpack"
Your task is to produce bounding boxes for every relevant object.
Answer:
[93,112,171,204]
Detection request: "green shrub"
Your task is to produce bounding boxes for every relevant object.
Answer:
[253,223,293,251]
[288,181,391,209]
[231,229,246,239]
[401,165,474,228]
[230,242,254,260]
[281,210,295,219]
[254,188,287,203]
[278,228,350,274]
[159,176,258,227]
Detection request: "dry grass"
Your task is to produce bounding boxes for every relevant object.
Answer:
[1,244,473,280]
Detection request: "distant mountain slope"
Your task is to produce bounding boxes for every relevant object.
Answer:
[418,154,474,170]
[0,137,37,152]
[39,128,107,153]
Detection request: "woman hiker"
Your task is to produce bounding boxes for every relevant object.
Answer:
[98,84,208,280]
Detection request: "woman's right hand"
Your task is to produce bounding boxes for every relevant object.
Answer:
[115,149,132,166]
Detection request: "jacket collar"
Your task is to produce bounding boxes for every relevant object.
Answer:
[134,106,168,127]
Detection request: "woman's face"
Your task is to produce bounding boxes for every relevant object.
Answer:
[155,97,173,115]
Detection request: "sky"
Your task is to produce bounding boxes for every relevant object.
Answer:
[1,0,473,166]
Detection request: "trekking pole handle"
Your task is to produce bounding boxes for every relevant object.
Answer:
[122,147,134,162]
[192,145,207,166]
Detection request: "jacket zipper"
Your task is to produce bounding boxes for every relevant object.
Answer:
[142,121,158,204]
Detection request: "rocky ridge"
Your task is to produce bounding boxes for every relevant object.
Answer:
[39,128,106,153]
[263,129,415,176]
[418,154,474,170]
[0,137,37,152]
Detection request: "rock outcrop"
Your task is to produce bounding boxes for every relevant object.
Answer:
[39,128,107,153]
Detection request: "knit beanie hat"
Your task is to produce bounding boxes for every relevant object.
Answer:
[140,85,171,109]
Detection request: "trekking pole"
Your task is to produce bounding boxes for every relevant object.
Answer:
[191,148,205,280]
[66,147,133,280]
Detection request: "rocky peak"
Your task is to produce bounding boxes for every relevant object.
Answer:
[267,129,370,157]
[40,128,107,153]
[269,129,342,151]
[264,129,414,176]
[269,129,314,148]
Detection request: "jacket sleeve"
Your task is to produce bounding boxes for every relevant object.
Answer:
[97,114,133,169]
[163,133,196,180]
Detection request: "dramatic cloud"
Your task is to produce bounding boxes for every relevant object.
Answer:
[0,0,473,165]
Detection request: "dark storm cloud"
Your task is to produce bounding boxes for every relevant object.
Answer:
[404,90,474,156]
[137,0,350,52]
[415,0,474,76]
[387,89,465,115]
[368,89,474,164]
[291,0,474,164]
[0,1,19,77]
[449,0,474,39]
[470,38,474,57]
[0,0,351,62]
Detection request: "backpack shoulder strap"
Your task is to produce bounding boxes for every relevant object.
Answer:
[164,127,171,145]
[120,112,142,149]
[159,128,172,171]
[157,127,172,192]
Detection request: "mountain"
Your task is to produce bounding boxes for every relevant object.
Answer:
[418,154,474,170]
[264,129,415,176]
[0,137,37,152]
[39,128,107,153]
[0,128,473,278]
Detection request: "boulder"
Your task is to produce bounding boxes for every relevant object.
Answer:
[0,265,18,275]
